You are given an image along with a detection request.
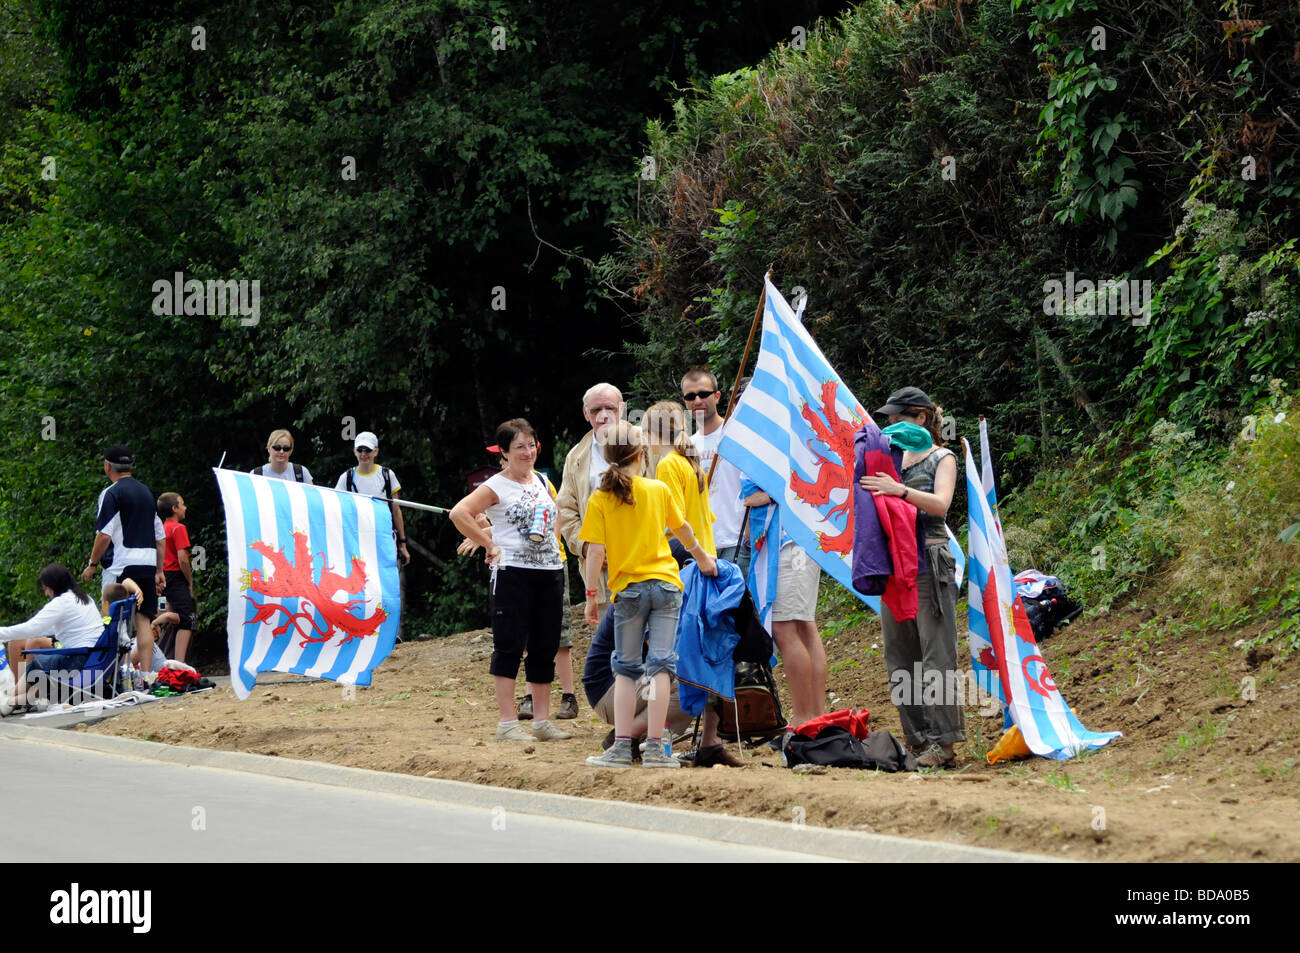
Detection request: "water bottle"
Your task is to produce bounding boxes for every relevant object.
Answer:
[663,723,672,758]
[526,503,550,543]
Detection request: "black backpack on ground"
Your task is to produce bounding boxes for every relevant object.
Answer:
[1020,582,1083,642]
[783,726,918,772]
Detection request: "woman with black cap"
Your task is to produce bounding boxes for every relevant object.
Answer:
[859,387,965,768]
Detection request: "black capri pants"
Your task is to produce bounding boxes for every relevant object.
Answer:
[489,566,564,684]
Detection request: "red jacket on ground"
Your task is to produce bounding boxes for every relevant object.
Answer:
[794,708,871,739]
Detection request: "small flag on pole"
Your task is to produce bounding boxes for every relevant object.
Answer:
[967,418,1007,705]
[215,469,401,699]
[962,437,1120,758]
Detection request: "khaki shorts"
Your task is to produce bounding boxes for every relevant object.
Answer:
[771,543,821,622]
[593,682,693,735]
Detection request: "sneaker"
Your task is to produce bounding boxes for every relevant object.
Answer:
[694,743,743,768]
[766,727,794,752]
[916,743,956,768]
[516,694,534,720]
[555,692,579,720]
[495,722,534,742]
[641,738,681,769]
[587,741,633,769]
[532,719,572,741]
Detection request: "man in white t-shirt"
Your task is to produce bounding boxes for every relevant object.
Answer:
[684,367,745,563]
[335,432,410,567]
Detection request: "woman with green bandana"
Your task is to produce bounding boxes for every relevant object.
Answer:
[859,387,965,768]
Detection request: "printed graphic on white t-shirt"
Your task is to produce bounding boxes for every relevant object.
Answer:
[485,472,562,570]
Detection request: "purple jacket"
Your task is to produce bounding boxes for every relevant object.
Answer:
[852,424,927,593]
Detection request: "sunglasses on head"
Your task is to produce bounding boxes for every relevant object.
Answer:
[682,390,716,402]
[271,445,292,452]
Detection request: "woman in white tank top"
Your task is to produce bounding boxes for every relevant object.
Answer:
[450,419,570,744]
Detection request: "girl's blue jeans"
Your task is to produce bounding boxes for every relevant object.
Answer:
[610,580,681,680]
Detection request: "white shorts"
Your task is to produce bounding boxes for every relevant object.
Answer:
[771,543,820,622]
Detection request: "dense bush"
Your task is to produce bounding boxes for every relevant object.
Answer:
[609,0,1299,482]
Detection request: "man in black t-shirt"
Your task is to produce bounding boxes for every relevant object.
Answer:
[81,444,166,673]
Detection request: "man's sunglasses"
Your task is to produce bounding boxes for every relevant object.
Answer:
[682,390,717,402]
[270,445,292,452]
[355,446,375,454]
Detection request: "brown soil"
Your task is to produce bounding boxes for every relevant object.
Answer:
[87,604,1300,861]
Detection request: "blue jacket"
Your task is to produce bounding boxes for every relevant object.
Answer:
[674,560,747,716]
[852,423,927,591]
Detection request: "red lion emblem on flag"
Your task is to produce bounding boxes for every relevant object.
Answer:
[241,532,388,647]
[788,380,865,555]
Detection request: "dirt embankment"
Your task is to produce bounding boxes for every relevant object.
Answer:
[88,604,1300,861]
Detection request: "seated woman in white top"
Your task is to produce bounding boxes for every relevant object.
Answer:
[0,563,104,708]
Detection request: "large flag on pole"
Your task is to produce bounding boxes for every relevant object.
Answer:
[215,469,401,699]
[719,278,879,610]
[962,438,1120,758]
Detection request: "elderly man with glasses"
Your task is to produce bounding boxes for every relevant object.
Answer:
[556,383,626,626]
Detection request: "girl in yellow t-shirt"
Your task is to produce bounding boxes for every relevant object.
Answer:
[645,401,716,559]
[579,421,717,768]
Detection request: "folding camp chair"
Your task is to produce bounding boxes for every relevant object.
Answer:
[681,585,788,756]
[22,597,134,707]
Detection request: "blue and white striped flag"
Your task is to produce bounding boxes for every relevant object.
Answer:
[719,278,878,609]
[967,419,1006,704]
[963,437,1120,759]
[215,469,401,699]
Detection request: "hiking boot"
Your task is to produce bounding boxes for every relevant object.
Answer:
[641,738,681,769]
[587,740,633,769]
[694,743,743,768]
[532,719,572,741]
[555,692,579,720]
[495,722,534,742]
[516,694,534,720]
[916,743,956,768]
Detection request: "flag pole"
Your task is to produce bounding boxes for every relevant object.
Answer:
[333,488,452,515]
[708,266,772,484]
[376,496,450,515]
[213,460,452,515]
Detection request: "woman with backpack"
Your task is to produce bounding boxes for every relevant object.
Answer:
[859,387,965,768]
[580,421,718,769]
[335,431,410,567]
[252,428,314,484]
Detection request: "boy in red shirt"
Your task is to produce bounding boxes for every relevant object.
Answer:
[155,492,197,663]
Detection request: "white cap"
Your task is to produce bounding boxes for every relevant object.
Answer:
[354,432,379,451]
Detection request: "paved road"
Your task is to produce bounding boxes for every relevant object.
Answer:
[0,739,831,862]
